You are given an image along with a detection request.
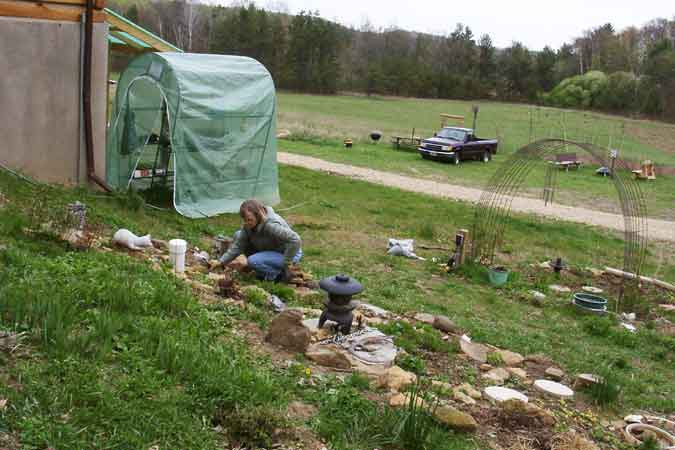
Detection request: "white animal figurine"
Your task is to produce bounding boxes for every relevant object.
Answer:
[113,229,154,251]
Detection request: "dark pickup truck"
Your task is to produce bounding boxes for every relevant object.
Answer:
[418,127,498,164]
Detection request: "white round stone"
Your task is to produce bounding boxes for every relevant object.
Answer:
[624,414,643,424]
[484,386,529,403]
[534,379,574,398]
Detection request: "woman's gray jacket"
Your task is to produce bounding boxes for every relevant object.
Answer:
[219,206,301,265]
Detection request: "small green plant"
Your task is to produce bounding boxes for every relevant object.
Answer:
[418,223,436,240]
[376,321,452,355]
[115,187,145,211]
[612,356,630,370]
[345,372,371,391]
[243,285,269,308]
[259,281,297,302]
[637,436,660,450]
[454,261,488,284]
[487,352,504,366]
[398,354,427,375]
[583,315,615,337]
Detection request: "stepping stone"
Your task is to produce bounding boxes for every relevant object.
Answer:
[484,386,529,403]
[582,286,604,294]
[534,379,574,398]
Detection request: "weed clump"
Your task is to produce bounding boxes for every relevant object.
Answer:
[314,383,450,450]
[585,364,621,407]
[377,320,453,355]
[582,315,616,337]
[214,404,287,449]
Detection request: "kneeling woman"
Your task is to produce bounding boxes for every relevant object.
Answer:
[219,199,302,282]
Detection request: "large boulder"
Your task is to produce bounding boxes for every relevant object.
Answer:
[482,367,510,385]
[265,309,311,353]
[389,393,427,408]
[500,399,556,427]
[433,406,478,432]
[497,349,524,367]
[433,315,461,334]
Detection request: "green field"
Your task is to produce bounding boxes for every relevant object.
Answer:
[1,161,674,449]
[278,92,675,219]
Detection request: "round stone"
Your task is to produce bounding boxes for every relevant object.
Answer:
[534,379,574,398]
[484,386,529,403]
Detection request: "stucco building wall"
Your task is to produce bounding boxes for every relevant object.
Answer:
[0,16,108,185]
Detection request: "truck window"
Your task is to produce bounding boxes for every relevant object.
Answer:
[437,128,467,141]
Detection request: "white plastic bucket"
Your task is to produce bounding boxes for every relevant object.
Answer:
[168,239,187,273]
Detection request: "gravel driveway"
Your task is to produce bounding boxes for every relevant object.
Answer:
[279,152,674,242]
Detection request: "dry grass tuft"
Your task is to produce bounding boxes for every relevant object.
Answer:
[550,431,600,450]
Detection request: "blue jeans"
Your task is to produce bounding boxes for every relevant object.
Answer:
[247,249,303,281]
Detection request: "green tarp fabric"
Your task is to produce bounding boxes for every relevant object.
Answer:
[106,53,279,218]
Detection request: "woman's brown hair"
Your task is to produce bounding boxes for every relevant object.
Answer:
[239,199,267,223]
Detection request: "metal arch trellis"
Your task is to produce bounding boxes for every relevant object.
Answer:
[470,138,648,302]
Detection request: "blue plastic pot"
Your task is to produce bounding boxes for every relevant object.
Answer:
[572,292,607,314]
[488,267,509,287]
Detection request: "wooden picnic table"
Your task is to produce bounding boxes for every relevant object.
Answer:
[391,135,422,149]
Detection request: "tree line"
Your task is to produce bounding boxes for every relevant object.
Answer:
[109,0,675,120]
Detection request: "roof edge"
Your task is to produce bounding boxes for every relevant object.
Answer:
[105,7,182,53]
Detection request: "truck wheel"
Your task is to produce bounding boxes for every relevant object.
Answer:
[482,151,490,163]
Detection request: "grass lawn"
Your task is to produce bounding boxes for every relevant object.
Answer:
[277,92,675,220]
[1,164,673,449]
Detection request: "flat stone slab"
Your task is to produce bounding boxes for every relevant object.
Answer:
[548,284,571,294]
[460,339,488,363]
[359,303,392,318]
[574,373,601,389]
[303,317,337,331]
[484,386,529,403]
[534,379,574,398]
[414,312,436,324]
[582,286,604,294]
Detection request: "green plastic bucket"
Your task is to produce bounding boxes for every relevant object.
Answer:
[488,267,509,287]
